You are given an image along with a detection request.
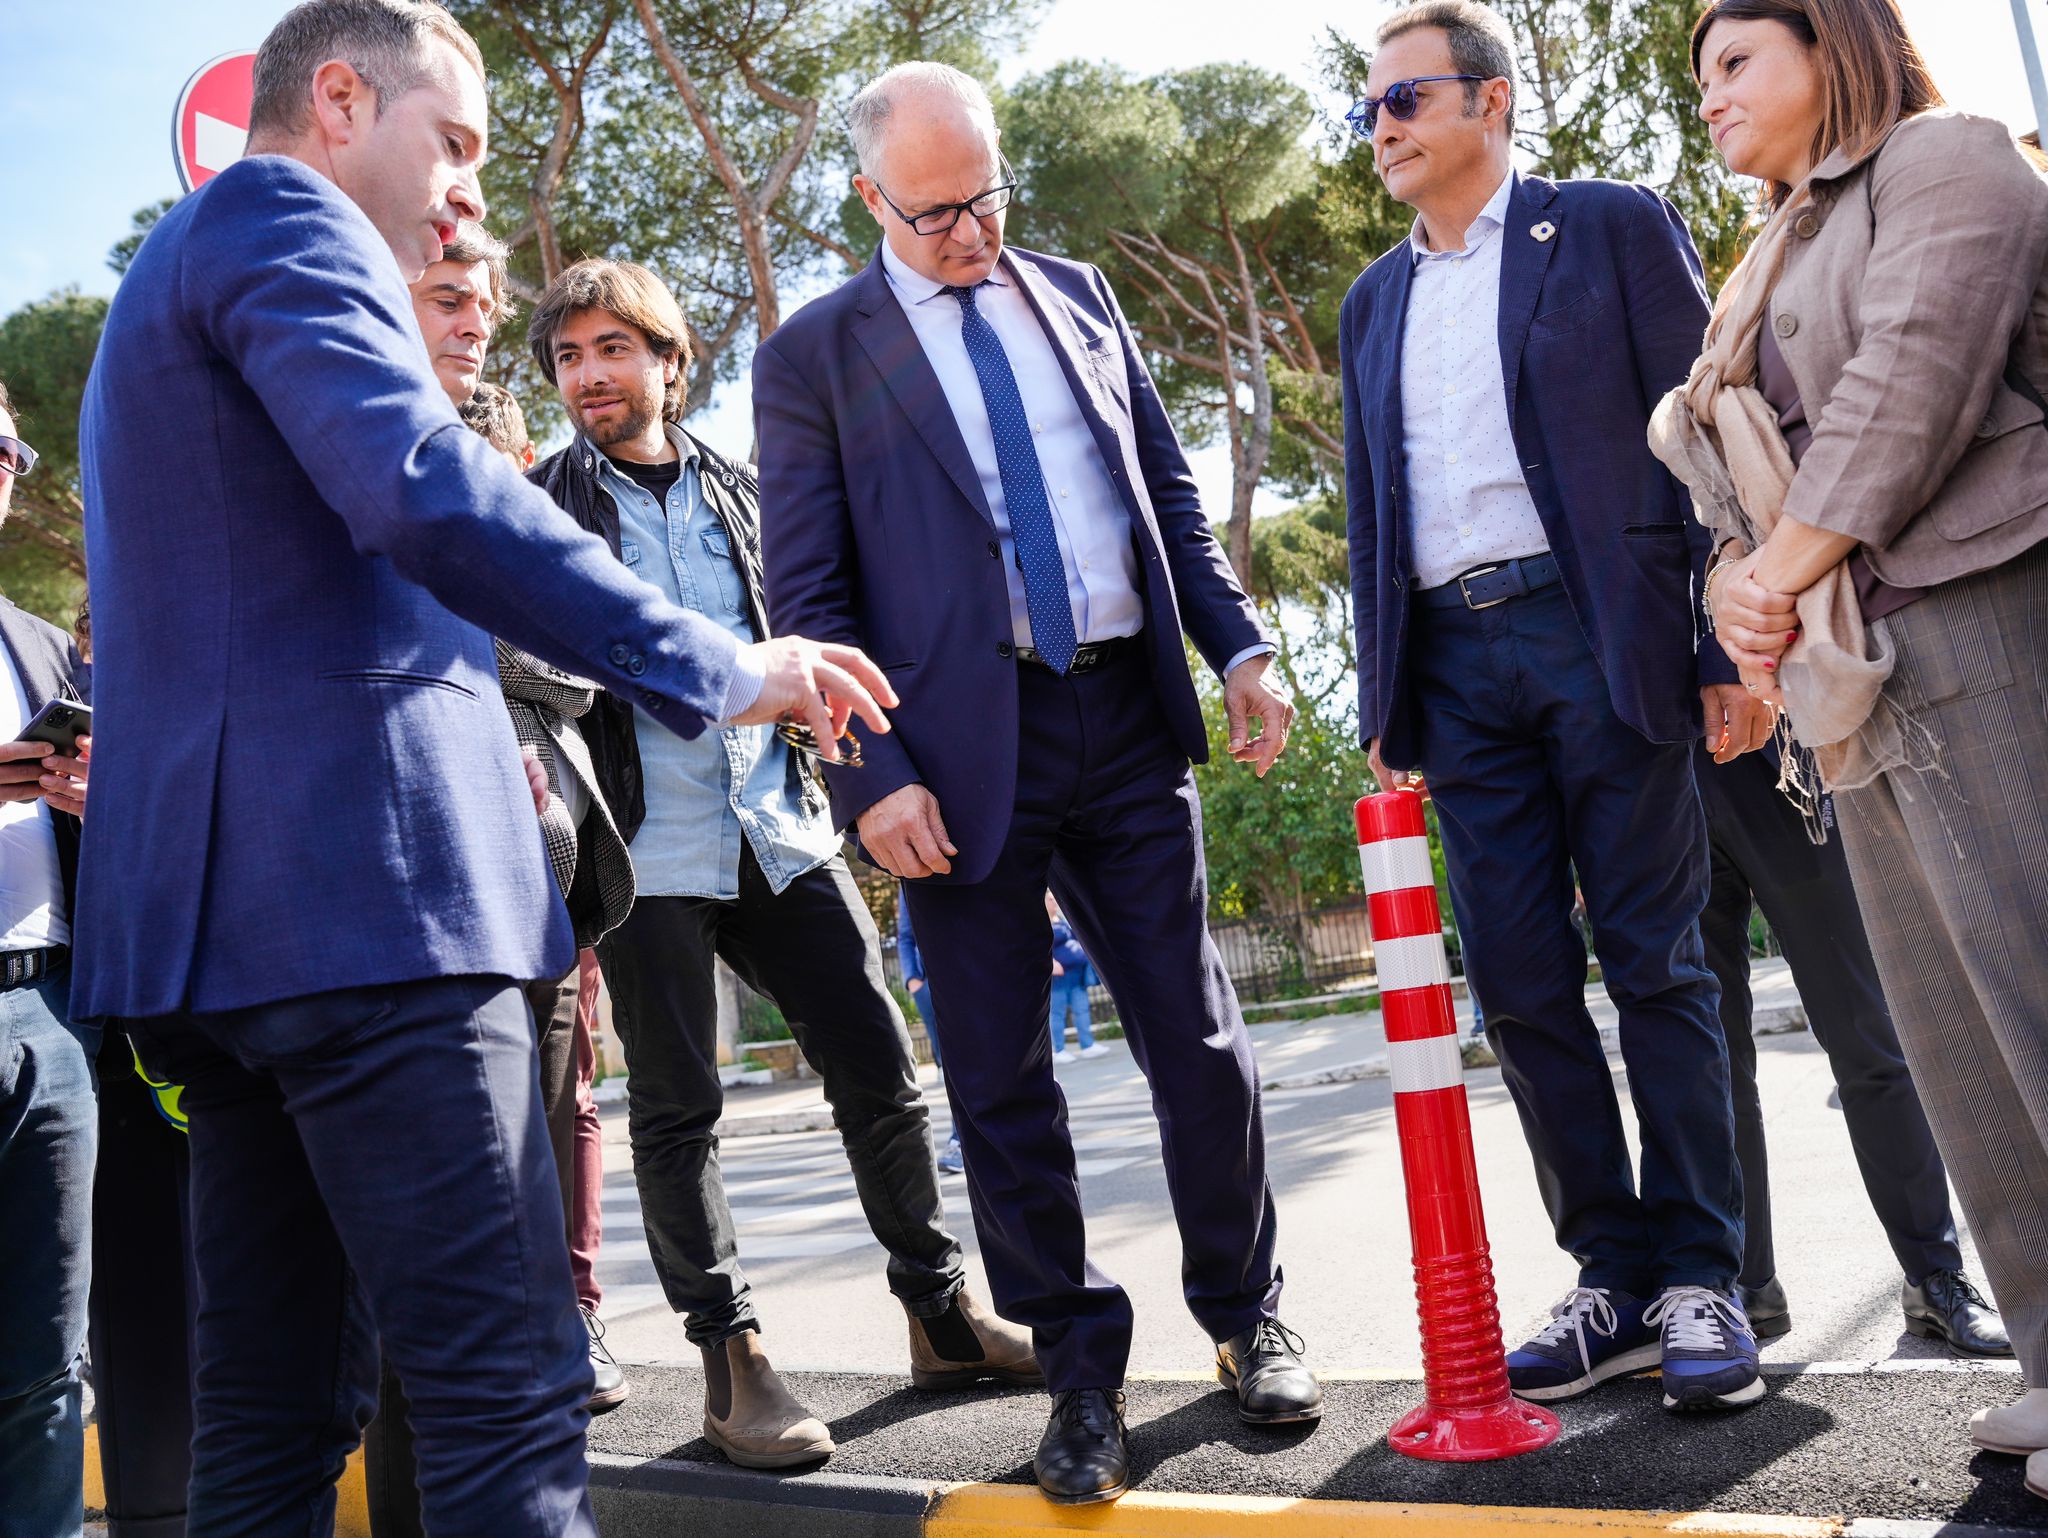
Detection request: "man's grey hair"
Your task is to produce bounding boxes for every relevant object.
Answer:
[249,0,485,140]
[1376,0,1518,116]
[845,61,998,180]
[439,221,511,330]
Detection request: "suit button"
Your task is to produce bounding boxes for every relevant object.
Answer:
[626,655,647,676]
[640,691,663,710]
[1773,312,1798,338]
[988,540,1000,558]
[609,643,630,665]
[996,641,1013,658]
[1793,212,1820,239]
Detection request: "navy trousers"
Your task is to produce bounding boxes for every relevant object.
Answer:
[0,960,95,1538]
[1407,582,1740,1292]
[1695,746,1962,1287]
[903,649,1281,1392]
[125,975,596,1538]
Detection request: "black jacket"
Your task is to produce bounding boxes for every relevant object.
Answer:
[530,428,814,843]
[0,596,88,923]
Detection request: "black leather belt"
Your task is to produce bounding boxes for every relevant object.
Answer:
[1413,553,1562,611]
[0,945,66,991]
[1016,636,1141,673]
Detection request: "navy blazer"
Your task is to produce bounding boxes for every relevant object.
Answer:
[754,245,1266,886]
[1340,174,1731,766]
[76,156,743,1020]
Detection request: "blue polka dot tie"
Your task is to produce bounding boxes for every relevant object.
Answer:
[948,282,1078,675]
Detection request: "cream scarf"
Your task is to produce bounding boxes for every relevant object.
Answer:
[1647,177,1924,793]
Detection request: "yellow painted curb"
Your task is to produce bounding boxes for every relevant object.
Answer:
[927,1485,1847,1538]
[84,1424,369,1538]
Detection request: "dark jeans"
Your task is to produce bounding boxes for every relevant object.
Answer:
[124,975,596,1538]
[88,1029,196,1538]
[0,959,96,1538]
[365,968,583,1538]
[1408,581,1740,1292]
[1695,745,1962,1287]
[904,650,1282,1392]
[598,851,962,1346]
[903,980,953,1142]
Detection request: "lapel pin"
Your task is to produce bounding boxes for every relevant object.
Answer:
[1531,220,1557,243]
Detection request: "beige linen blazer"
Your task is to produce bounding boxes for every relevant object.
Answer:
[1771,110,2048,588]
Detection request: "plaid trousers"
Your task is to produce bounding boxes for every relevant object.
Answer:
[1836,541,2048,1381]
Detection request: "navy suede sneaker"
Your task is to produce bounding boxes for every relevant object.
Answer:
[1646,1285,1764,1411]
[1507,1286,1659,1401]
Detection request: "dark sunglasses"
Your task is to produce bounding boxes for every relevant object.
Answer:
[0,436,37,477]
[874,155,1018,237]
[1344,75,1490,141]
[775,719,863,769]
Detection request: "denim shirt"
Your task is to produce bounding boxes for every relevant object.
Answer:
[599,429,839,898]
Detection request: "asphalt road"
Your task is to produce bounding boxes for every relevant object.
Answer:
[595,1019,1987,1381]
[587,1362,2048,1529]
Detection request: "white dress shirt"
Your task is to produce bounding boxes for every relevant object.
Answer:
[0,645,68,950]
[1399,170,1552,592]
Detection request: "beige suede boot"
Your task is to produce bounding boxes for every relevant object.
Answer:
[907,1288,1044,1390]
[701,1333,835,1469]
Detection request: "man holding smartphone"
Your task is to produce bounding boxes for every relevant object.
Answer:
[0,377,96,1538]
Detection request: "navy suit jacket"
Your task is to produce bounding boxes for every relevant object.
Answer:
[1341,173,1731,766]
[76,156,742,1020]
[754,245,1266,886]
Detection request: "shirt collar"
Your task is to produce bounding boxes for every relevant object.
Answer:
[594,422,698,496]
[880,238,1013,305]
[1408,168,1518,265]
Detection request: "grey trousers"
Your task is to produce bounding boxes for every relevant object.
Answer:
[1835,542,2048,1382]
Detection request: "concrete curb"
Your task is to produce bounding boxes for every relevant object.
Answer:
[589,1454,932,1536]
[580,1457,2048,1538]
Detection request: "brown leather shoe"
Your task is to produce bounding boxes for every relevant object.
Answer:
[701,1332,835,1469]
[908,1288,1044,1390]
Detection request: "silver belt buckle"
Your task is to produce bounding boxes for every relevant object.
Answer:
[1458,564,1511,611]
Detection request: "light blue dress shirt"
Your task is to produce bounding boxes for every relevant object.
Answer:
[880,243,1272,677]
[600,428,840,899]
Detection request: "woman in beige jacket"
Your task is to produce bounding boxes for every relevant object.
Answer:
[1663,0,2048,1497]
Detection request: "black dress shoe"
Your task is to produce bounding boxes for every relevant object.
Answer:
[1034,1388,1128,1505]
[1217,1317,1323,1424]
[1904,1269,2012,1358]
[583,1306,630,1413]
[1736,1277,1791,1341]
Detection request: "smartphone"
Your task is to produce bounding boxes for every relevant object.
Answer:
[19,698,91,758]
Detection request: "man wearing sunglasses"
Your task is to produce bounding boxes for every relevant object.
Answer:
[0,378,97,1538]
[522,256,1037,1472]
[1339,0,1763,1414]
[754,61,1319,1506]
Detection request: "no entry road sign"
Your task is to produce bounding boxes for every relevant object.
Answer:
[173,52,256,193]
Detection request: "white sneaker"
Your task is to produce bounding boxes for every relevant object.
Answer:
[1972,1389,2048,1454]
[2027,1447,2048,1500]
[1053,1049,1078,1064]
[1078,1044,1111,1059]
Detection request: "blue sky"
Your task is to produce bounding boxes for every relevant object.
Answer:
[4,0,2039,487]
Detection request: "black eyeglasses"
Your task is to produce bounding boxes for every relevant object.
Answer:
[0,436,37,477]
[775,719,863,769]
[873,155,1018,236]
[1344,76,1490,141]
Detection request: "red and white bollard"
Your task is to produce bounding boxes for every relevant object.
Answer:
[1356,790,1561,1462]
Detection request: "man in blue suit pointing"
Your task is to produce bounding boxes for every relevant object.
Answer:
[1339,0,1772,1416]
[77,3,892,1533]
